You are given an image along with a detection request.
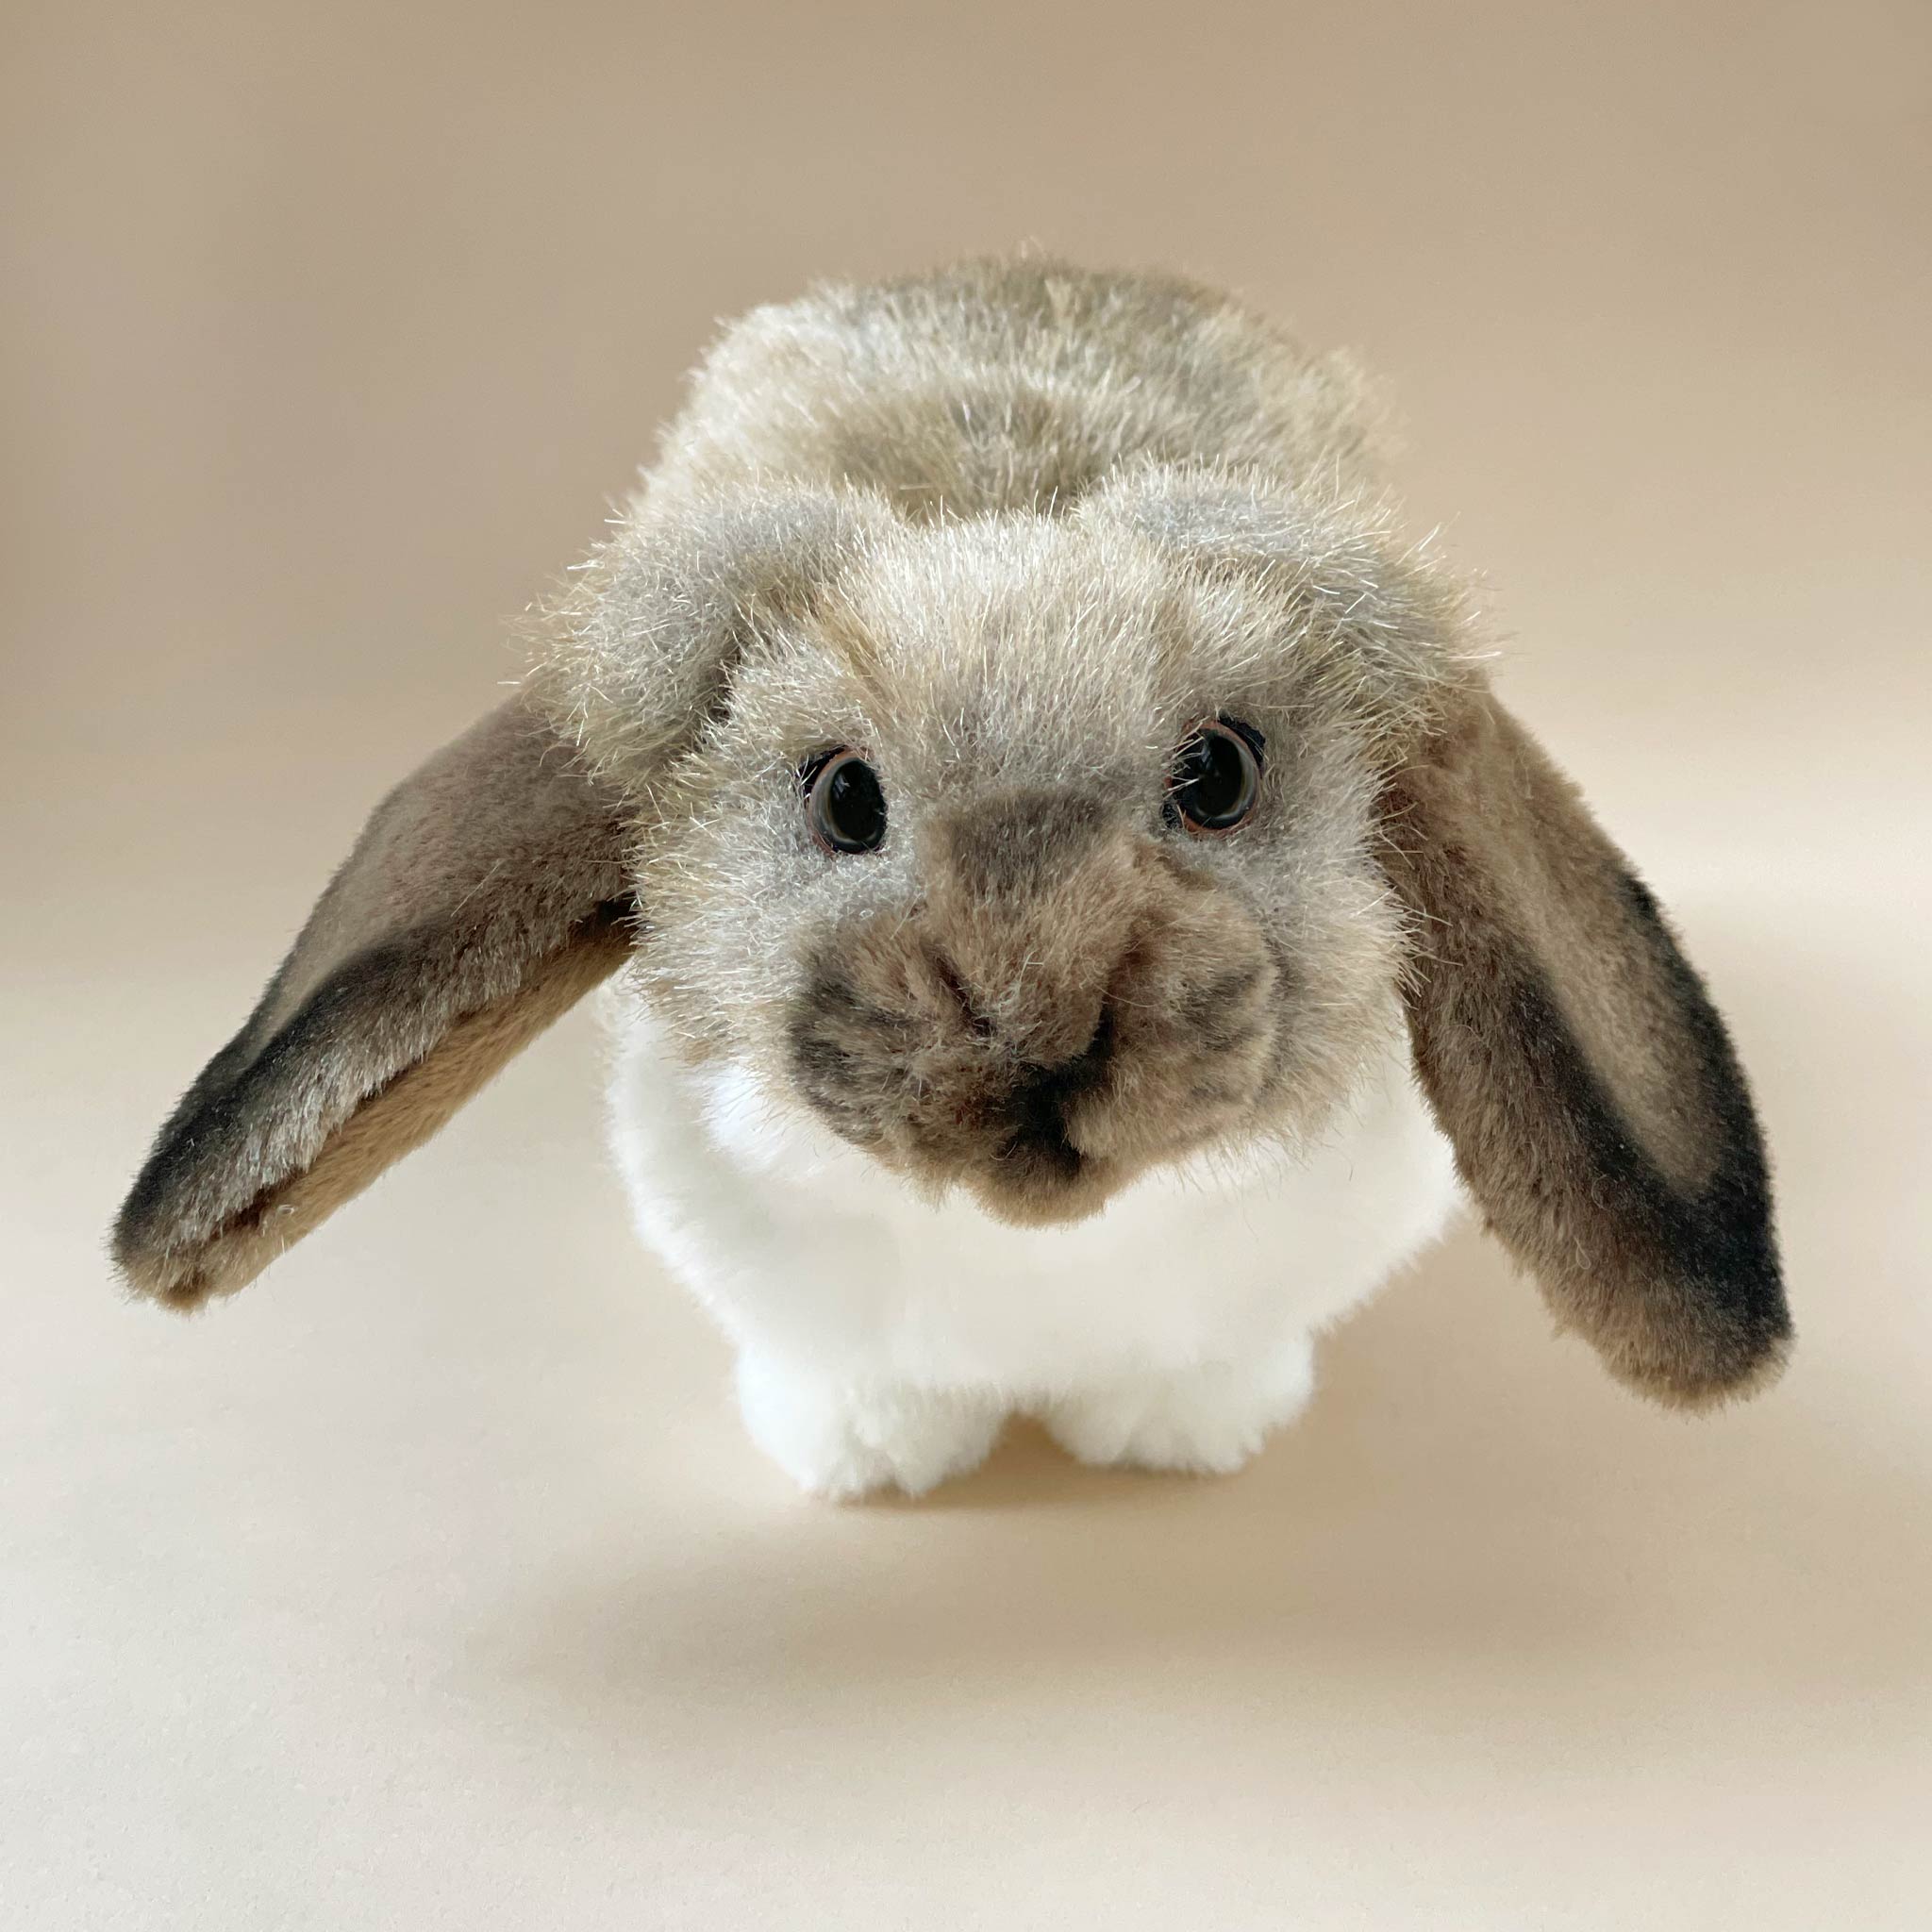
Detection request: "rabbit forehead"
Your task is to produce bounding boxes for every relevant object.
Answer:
[738,514,1325,781]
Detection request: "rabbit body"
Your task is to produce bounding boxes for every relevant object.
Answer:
[609,997,1460,1496]
[577,264,1462,1493]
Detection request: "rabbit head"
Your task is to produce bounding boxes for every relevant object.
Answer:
[541,470,1457,1234]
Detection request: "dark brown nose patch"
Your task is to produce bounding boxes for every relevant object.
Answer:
[921,787,1141,1067]
[938,787,1110,900]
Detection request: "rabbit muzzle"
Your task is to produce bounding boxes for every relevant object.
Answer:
[784,788,1285,1225]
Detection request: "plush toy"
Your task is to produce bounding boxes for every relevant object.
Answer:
[111,259,1789,1497]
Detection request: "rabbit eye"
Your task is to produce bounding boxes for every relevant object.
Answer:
[803,749,888,854]
[1168,719,1263,833]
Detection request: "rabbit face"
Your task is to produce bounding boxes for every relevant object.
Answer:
[616,504,1407,1225]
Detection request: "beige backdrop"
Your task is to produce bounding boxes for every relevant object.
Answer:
[5,3,1929,1926]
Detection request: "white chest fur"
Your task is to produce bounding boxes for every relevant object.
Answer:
[605,995,1462,1496]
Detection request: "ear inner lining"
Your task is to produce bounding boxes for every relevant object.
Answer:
[114,914,631,1307]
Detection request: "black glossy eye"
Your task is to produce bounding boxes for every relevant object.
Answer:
[1167,719,1263,833]
[804,749,888,854]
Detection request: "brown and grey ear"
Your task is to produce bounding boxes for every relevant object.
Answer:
[1378,691,1790,1407]
[1091,462,1789,1406]
[111,694,635,1309]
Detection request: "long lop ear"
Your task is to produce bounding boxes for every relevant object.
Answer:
[1379,692,1790,1407]
[1087,461,1789,1407]
[112,694,635,1308]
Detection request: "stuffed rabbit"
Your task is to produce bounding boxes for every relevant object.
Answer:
[112,259,1789,1497]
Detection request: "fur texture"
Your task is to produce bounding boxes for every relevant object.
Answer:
[111,256,1788,1495]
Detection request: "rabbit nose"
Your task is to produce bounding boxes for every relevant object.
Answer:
[925,785,1142,1059]
[926,937,1121,1071]
[926,947,996,1041]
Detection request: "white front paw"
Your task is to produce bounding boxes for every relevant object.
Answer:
[1042,1343,1316,1476]
[734,1354,1006,1500]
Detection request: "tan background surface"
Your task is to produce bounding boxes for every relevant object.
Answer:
[5,3,1929,1925]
